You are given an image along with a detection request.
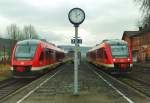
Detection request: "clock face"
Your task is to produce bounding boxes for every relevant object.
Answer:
[68,8,85,25]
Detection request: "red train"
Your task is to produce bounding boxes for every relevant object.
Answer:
[11,39,65,78]
[87,39,132,74]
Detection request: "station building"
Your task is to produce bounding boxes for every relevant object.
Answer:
[122,28,150,62]
[0,38,16,63]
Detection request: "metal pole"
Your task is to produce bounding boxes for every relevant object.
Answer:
[74,26,79,95]
[4,46,5,63]
[78,44,80,65]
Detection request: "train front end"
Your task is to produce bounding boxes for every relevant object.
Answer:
[109,40,132,74]
[11,40,39,78]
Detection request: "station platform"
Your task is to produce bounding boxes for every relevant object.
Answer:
[2,62,150,103]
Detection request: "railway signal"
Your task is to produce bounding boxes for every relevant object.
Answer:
[68,7,85,95]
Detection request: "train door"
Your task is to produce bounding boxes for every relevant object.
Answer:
[99,48,103,62]
[55,52,59,62]
[103,49,108,63]
[45,48,51,65]
[59,53,65,62]
[39,51,44,66]
[96,49,100,62]
[91,51,96,61]
[52,50,56,63]
[56,52,63,62]
[99,48,107,63]
[49,49,54,64]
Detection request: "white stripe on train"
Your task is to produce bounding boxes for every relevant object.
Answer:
[10,62,60,71]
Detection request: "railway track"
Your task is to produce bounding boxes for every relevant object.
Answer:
[116,65,150,97]
[0,78,33,100]
[118,75,150,97]
[89,63,150,97]
[132,67,150,75]
[0,63,64,103]
[87,63,150,103]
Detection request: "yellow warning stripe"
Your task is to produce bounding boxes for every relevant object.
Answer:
[91,61,114,68]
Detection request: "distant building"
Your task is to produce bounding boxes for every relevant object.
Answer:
[0,38,17,62]
[58,45,91,57]
[122,28,150,62]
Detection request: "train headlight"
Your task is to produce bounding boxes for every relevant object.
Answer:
[113,59,116,62]
[128,58,130,61]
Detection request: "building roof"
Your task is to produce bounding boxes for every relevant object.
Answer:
[122,31,141,40]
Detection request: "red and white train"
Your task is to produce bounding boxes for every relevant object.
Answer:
[87,39,132,74]
[11,39,65,78]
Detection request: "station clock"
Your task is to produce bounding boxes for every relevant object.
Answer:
[68,8,85,26]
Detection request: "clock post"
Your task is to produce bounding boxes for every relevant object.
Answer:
[68,8,85,95]
[74,24,79,95]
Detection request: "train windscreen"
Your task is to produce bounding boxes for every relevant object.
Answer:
[110,45,129,58]
[15,44,37,59]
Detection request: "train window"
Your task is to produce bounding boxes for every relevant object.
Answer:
[49,50,54,59]
[56,52,60,61]
[94,51,96,60]
[100,48,103,58]
[44,49,50,60]
[39,51,44,61]
[15,44,37,59]
[110,45,129,58]
[97,49,101,58]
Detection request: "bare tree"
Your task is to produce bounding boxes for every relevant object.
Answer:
[6,24,21,60]
[135,0,150,31]
[6,24,22,40]
[23,24,38,39]
[17,30,24,40]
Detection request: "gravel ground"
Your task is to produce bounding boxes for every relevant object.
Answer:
[2,62,150,103]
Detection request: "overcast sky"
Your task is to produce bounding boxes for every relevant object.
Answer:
[0,0,140,46]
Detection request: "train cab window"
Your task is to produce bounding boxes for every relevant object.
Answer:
[110,45,129,58]
[15,44,37,59]
[39,51,44,61]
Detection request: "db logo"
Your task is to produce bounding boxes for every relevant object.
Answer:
[21,62,24,65]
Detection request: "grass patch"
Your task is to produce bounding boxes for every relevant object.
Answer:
[118,77,128,81]
[0,64,12,81]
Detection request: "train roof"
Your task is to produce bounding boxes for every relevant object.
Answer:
[16,39,65,53]
[16,39,40,45]
[103,39,128,45]
[88,39,128,52]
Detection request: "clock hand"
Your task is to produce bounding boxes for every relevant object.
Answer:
[76,13,80,20]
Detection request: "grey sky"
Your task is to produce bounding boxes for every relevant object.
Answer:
[0,0,140,46]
